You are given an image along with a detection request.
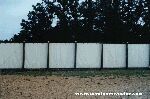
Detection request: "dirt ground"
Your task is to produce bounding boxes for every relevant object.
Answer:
[0,75,150,99]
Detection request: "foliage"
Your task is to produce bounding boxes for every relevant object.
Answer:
[1,69,150,77]
[9,0,150,43]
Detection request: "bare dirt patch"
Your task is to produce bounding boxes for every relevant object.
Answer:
[0,75,150,99]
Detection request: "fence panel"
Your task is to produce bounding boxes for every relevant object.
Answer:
[0,43,23,68]
[25,43,47,69]
[76,43,101,68]
[103,44,126,68]
[49,43,74,68]
[128,44,149,68]
[0,43,150,69]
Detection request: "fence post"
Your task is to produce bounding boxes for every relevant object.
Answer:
[22,41,25,70]
[148,44,150,69]
[101,43,103,69]
[47,41,50,69]
[126,43,128,69]
[74,41,77,69]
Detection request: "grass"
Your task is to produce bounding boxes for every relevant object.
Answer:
[1,69,150,78]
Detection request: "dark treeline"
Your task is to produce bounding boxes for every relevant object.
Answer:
[8,0,150,43]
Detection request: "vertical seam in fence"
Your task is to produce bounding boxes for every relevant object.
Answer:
[74,41,77,69]
[22,42,25,70]
[126,44,128,69]
[101,43,103,69]
[149,44,150,68]
[47,41,49,69]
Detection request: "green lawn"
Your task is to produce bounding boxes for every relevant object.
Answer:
[1,69,150,78]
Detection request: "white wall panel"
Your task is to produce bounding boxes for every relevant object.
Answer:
[103,44,126,68]
[25,43,47,68]
[76,43,101,68]
[0,43,23,68]
[49,43,74,68]
[0,43,149,69]
[128,44,149,68]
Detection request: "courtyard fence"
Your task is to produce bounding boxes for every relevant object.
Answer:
[0,43,149,69]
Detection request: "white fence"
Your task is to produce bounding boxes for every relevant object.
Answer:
[0,43,149,69]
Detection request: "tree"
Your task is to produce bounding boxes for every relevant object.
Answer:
[102,0,127,43]
[54,0,81,42]
[140,0,150,42]
[119,0,148,43]
[11,0,82,42]
[11,0,57,42]
[10,0,150,43]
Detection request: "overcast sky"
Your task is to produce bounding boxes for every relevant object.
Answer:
[0,0,95,40]
[0,0,42,40]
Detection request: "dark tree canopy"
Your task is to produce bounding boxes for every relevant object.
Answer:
[9,0,150,43]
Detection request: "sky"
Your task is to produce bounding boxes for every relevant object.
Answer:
[0,0,86,40]
[0,0,42,40]
[0,0,96,40]
[0,0,143,40]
